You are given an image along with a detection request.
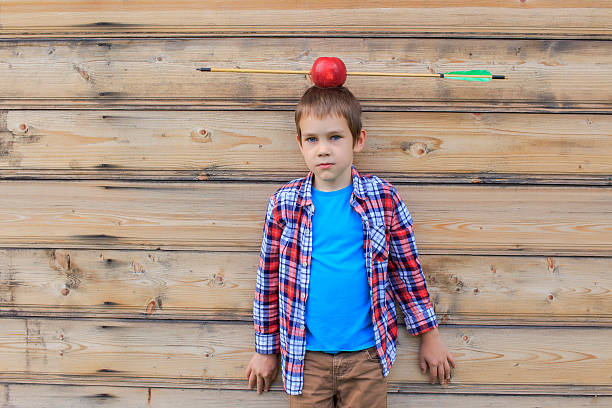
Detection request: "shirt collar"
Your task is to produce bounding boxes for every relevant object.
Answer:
[297,165,366,207]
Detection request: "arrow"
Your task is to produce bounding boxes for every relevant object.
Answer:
[196,67,505,81]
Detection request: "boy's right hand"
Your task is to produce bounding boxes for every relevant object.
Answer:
[245,352,280,394]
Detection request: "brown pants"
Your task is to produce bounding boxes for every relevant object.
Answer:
[289,346,387,408]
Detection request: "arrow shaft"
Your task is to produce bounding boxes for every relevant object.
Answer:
[200,67,499,79]
[209,68,309,74]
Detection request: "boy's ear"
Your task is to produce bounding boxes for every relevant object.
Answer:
[353,128,367,153]
[296,132,303,151]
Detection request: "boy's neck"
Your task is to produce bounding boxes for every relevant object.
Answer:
[311,168,352,192]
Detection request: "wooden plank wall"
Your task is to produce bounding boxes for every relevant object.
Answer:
[1,1,611,406]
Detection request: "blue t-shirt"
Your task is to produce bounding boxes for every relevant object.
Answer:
[305,183,376,353]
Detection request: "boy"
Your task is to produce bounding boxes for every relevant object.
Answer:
[246,86,455,407]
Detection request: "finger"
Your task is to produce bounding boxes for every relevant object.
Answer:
[264,376,271,392]
[437,363,445,385]
[245,366,252,380]
[444,361,451,384]
[257,374,264,394]
[419,357,427,374]
[272,366,279,381]
[248,373,254,390]
[248,372,256,390]
[448,353,457,369]
[428,363,437,384]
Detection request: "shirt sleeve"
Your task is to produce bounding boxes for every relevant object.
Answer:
[253,194,281,354]
[387,187,439,335]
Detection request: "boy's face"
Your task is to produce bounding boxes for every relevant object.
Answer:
[296,113,366,192]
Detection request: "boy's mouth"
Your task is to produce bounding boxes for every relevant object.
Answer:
[317,163,334,168]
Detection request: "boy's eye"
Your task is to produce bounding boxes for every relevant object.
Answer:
[306,137,316,143]
[331,135,341,140]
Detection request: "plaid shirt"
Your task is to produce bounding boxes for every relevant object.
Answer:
[254,165,438,395]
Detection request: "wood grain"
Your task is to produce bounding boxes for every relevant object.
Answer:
[1,1,610,403]
[0,180,610,255]
[1,38,611,112]
[0,318,611,391]
[1,110,611,184]
[0,1,610,39]
[0,383,608,407]
[1,249,610,326]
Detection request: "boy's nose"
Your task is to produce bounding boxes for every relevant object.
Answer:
[316,142,331,156]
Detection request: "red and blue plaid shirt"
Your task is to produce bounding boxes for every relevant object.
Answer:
[254,165,438,395]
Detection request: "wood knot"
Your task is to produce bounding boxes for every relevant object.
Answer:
[61,288,70,296]
[214,273,225,287]
[547,257,560,275]
[146,300,157,315]
[132,261,145,274]
[65,274,81,289]
[191,128,212,143]
[402,142,429,158]
[17,123,28,133]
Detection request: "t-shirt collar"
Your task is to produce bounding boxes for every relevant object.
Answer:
[297,165,366,208]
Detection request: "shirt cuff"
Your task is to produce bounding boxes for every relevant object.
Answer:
[255,331,280,354]
[405,307,439,336]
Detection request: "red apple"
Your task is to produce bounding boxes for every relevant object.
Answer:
[309,57,347,88]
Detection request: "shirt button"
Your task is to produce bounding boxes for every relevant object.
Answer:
[302,262,308,267]
[300,324,305,329]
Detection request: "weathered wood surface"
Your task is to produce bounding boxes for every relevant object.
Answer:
[1,1,611,39]
[0,384,609,407]
[1,38,611,112]
[1,318,611,392]
[1,249,610,326]
[0,181,610,255]
[1,110,611,185]
[1,3,610,404]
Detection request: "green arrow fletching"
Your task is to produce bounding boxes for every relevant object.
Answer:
[444,69,492,82]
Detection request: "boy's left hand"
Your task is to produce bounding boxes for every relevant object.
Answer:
[418,327,456,385]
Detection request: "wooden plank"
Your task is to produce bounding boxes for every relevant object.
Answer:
[2,110,611,185]
[1,38,611,112]
[0,318,611,392]
[0,1,611,39]
[0,384,609,407]
[1,249,610,326]
[0,181,610,255]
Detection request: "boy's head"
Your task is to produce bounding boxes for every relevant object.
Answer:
[294,85,367,191]
[295,86,362,148]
